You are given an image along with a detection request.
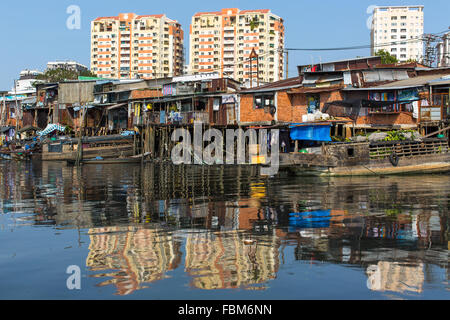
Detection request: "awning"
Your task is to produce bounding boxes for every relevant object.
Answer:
[107,103,127,111]
[18,126,41,133]
[72,105,95,112]
[0,126,14,133]
[38,124,66,136]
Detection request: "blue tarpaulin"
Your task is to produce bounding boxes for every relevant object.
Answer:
[289,123,332,142]
[289,210,332,229]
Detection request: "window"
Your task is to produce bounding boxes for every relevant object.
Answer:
[254,94,275,109]
[306,95,320,114]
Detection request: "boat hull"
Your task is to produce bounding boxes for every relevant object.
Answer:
[67,158,142,165]
[286,154,450,176]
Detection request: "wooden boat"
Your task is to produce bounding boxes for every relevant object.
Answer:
[66,153,151,165]
[66,157,143,165]
[42,134,134,161]
[279,138,450,176]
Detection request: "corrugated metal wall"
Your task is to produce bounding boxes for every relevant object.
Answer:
[58,82,95,104]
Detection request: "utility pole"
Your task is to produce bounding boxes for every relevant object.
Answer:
[76,81,84,166]
[423,33,438,67]
[1,92,6,126]
[14,80,19,137]
[249,49,258,88]
[285,49,289,79]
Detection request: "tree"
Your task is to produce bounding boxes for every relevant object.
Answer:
[249,16,260,31]
[375,49,399,64]
[35,68,97,83]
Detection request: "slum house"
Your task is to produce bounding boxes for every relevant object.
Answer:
[296,58,448,137]
[93,79,173,135]
[237,58,386,151]
[139,74,242,159]
[41,80,138,162]
[338,69,450,136]
[57,80,98,135]
[0,95,25,129]
[35,82,58,128]
[239,56,388,129]
[0,90,16,145]
[34,80,99,136]
[237,56,438,152]
[295,56,420,137]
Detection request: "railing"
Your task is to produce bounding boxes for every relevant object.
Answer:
[369,139,449,160]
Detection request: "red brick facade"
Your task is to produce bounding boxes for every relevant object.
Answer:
[239,89,344,124]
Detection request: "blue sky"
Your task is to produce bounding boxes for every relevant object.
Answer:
[1,0,449,90]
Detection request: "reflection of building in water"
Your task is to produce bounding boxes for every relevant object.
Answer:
[86,226,181,296]
[185,230,280,290]
[366,261,424,294]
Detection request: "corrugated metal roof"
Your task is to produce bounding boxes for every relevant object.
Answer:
[303,75,343,84]
[362,70,409,83]
[297,56,380,69]
[239,77,302,94]
[428,76,450,86]
[343,74,449,91]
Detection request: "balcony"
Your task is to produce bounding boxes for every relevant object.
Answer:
[420,93,449,122]
[147,111,210,125]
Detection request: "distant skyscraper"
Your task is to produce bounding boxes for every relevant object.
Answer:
[90,13,184,80]
[371,6,424,63]
[189,8,285,85]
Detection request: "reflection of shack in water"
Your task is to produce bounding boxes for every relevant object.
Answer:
[86,226,182,296]
[185,231,280,290]
[366,261,424,294]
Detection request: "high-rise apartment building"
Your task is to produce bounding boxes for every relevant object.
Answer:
[189,8,285,85]
[371,6,424,63]
[91,13,184,80]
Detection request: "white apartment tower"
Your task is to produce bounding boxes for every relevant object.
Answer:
[91,13,184,80]
[371,6,424,63]
[189,8,285,85]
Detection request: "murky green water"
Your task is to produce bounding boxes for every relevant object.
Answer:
[0,160,448,300]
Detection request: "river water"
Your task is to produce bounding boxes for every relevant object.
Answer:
[0,160,448,300]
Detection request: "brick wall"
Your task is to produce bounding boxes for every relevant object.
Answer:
[240,89,344,124]
[239,94,273,123]
[356,112,417,125]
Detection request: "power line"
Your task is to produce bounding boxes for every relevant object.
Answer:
[283,30,449,52]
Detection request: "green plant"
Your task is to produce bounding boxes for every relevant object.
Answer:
[249,16,260,31]
[384,130,406,142]
[375,49,399,64]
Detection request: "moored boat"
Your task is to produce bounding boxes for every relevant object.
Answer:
[42,134,134,161]
[280,138,450,176]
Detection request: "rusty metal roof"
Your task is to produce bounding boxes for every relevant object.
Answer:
[239,77,302,94]
[343,74,450,91]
